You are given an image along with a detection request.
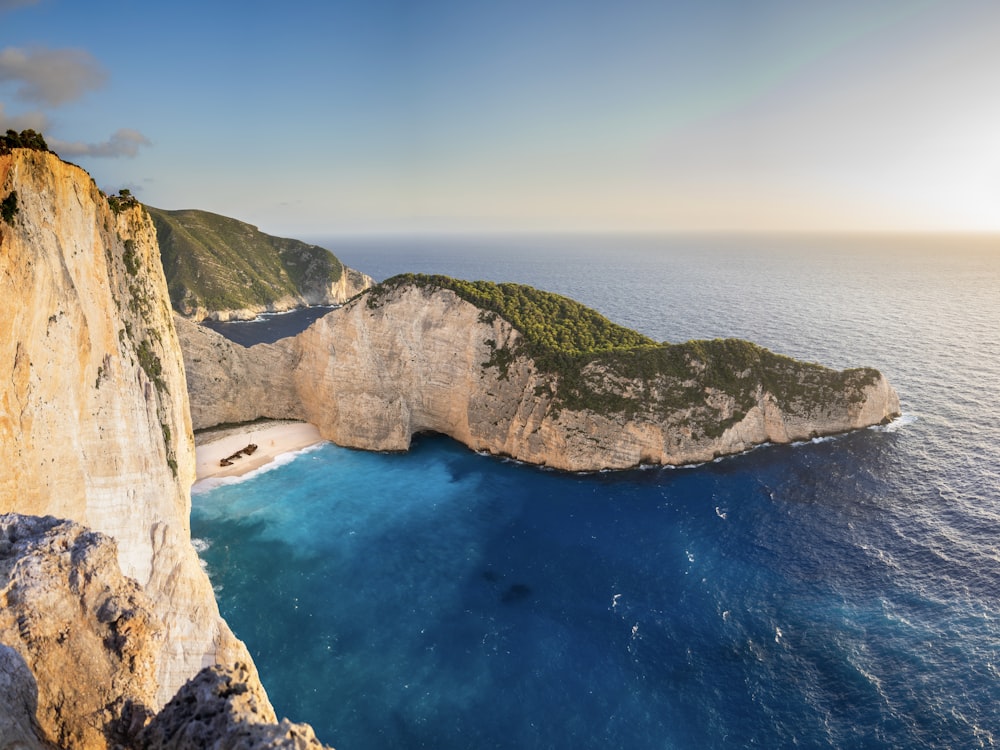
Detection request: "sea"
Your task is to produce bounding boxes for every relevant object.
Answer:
[190,233,1000,749]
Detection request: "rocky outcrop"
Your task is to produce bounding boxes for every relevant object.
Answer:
[139,664,330,750]
[0,149,261,707]
[0,513,331,750]
[0,514,160,749]
[182,281,900,471]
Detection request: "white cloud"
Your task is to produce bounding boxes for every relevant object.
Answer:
[0,46,106,106]
[0,102,48,132]
[50,128,152,159]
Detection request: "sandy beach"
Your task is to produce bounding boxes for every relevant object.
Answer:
[193,420,325,487]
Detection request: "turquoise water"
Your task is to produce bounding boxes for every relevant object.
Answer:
[192,234,1000,748]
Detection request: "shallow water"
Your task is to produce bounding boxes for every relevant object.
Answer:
[193,233,1000,748]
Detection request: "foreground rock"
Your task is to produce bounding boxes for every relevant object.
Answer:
[0,149,264,707]
[0,514,160,748]
[140,664,330,750]
[180,276,900,471]
[0,513,329,749]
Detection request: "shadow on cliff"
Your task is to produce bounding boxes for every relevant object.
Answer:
[0,643,57,749]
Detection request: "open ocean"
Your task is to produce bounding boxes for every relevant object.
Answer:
[191,233,1000,749]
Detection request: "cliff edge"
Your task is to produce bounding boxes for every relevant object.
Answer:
[0,148,259,708]
[181,275,900,471]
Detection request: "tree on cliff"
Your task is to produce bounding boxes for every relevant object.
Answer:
[0,129,50,155]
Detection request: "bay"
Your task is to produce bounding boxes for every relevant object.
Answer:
[193,233,1000,748]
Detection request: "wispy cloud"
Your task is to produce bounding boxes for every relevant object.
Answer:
[0,46,107,106]
[0,102,48,131]
[0,42,150,158]
[50,129,152,159]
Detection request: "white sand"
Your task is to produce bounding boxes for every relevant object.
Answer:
[193,421,324,486]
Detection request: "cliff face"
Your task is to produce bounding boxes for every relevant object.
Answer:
[149,206,373,321]
[183,283,900,471]
[0,150,258,707]
[174,315,301,429]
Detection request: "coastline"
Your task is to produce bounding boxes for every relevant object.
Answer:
[193,420,325,488]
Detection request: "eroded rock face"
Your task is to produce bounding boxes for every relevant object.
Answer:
[139,664,331,750]
[173,316,301,429]
[0,149,259,706]
[0,514,160,749]
[183,283,901,471]
[0,643,55,750]
[0,513,328,750]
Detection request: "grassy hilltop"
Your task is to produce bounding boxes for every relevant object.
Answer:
[148,206,349,318]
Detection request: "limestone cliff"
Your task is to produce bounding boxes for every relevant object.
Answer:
[174,315,303,429]
[0,149,259,706]
[181,278,900,471]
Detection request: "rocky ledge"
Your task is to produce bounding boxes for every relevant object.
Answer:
[179,275,900,471]
[0,513,330,750]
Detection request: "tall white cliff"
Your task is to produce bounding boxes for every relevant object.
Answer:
[0,149,258,707]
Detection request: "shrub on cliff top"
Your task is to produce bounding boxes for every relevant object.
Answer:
[372,273,656,356]
[1,191,17,224]
[0,129,50,155]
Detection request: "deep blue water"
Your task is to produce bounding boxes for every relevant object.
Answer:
[192,233,1000,748]
[202,304,339,346]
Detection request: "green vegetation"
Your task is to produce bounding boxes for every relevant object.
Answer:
[369,274,655,356]
[366,274,881,427]
[108,188,139,215]
[1,191,17,224]
[122,239,140,275]
[147,206,346,316]
[0,129,49,155]
[136,338,165,391]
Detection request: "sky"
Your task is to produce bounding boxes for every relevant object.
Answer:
[2,0,999,236]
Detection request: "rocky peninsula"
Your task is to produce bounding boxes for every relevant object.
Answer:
[149,205,372,321]
[180,275,900,472]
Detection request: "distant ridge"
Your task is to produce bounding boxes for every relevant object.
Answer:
[148,206,372,320]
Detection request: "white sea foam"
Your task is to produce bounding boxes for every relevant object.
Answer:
[191,442,325,494]
[190,537,210,553]
[875,413,918,433]
[791,434,839,447]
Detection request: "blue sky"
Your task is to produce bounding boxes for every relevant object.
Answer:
[2,0,999,235]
